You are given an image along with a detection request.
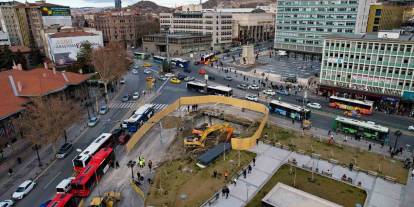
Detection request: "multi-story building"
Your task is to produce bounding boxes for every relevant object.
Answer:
[256,4,277,14]
[319,31,414,107]
[142,33,212,56]
[274,0,376,55]
[366,3,404,32]
[95,11,159,48]
[160,5,233,48]
[115,0,122,10]
[0,1,22,45]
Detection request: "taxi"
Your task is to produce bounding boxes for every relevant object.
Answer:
[170,77,181,84]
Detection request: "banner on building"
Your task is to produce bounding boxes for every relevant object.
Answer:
[41,6,71,16]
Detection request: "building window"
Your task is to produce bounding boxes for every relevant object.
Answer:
[404,58,409,64]
[375,9,382,16]
[374,18,380,24]
[373,26,379,32]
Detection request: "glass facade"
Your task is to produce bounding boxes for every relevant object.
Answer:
[274,0,361,53]
[320,36,414,97]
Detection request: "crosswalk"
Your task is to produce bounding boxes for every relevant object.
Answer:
[108,102,188,112]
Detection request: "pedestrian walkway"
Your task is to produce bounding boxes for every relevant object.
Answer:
[109,101,138,109]
[209,142,409,207]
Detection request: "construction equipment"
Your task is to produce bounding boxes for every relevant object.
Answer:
[185,123,233,148]
[302,120,312,129]
[89,191,121,207]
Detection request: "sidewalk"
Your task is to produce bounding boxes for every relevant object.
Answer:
[209,142,410,207]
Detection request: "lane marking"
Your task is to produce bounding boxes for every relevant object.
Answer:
[43,171,61,189]
[156,79,169,94]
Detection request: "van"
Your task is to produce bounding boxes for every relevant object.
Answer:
[56,177,74,193]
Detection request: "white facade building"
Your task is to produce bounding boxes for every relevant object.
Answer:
[45,27,103,66]
[0,14,10,45]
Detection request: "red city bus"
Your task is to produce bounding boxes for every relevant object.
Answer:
[47,193,79,207]
[71,147,114,197]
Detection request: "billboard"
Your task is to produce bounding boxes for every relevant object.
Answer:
[41,6,71,16]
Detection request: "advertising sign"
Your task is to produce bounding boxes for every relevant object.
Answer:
[41,6,71,16]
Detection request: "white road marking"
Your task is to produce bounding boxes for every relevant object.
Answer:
[43,171,61,189]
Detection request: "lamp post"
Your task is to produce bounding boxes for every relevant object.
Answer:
[127,160,136,179]
[393,130,402,151]
[32,144,42,167]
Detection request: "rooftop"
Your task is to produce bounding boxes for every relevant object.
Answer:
[9,46,31,53]
[49,31,97,38]
[325,31,414,42]
[262,183,343,207]
[0,67,91,120]
[144,33,211,39]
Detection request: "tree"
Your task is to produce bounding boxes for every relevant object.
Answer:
[161,60,171,73]
[15,95,82,157]
[92,42,131,103]
[77,41,93,73]
[15,50,27,70]
[0,47,16,70]
[29,47,45,67]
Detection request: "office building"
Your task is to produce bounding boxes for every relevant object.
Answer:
[142,33,212,56]
[319,31,414,106]
[115,0,122,9]
[0,1,23,45]
[160,5,233,48]
[367,4,404,32]
[274,0,376,54]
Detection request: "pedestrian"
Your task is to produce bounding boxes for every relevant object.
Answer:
[368,144,372,151]
[344,136,348,142]
[187,105,190,112]
[232,177,237,186]
[224,170,229,181]
[248,164,252,173]
[256,138,259,146]
[221,186,226,198]
[115,161,120,169]
[225,186,230,199]
[381,142,384,148]
[291,118,295,124]
[328,130,331,136]
[147,177,152,184]
[213,169,218,178]
[252,157,256,166]
[141,158,145,168]
[137,172,141,180]
[17,157,22,164]
[243,169,247,178]
[148,160,153,171]
[8,168,13,176]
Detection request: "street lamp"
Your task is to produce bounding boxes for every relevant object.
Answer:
[393,130,402,151]
[32,144,42,167]
[127,160,136,179]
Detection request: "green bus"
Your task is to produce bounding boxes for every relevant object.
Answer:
[332,116,389,144]
[134,52,149,60]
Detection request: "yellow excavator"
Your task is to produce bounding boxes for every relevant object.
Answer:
[185,123,233,148]
[88,192,121,207]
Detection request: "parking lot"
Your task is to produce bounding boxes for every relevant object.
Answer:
[256,55,321,79]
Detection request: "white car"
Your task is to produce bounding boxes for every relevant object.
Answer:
[263,89,276,96]
[12,180,35,200]
[132,91,140,100]
[0,200,14,207]
[88,116,100,127]
[132,69,138,74]
[120,78,126,84]
[245,94,258,102]
[408,125,414,131]
[99,105,108,115]
[165,73,175,77]
[306,102,322,109]
[248,84,260,90]
[144,69,152,74]
[133,65,139,69]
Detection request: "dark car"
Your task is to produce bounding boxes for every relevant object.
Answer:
[122,94,129,102]
[277,90,290,96]
[224,76,233,81]
[118,133,131,145]
[177,73,187,80]
[208,76,215,81]
[111,128,124,142]
[56,143,73,159]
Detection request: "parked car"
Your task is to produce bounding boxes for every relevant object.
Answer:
[122,94,129,102]
[88,116,100,127]
[224,76,233,81]
[248,84,260,90]
[144,69,152,74]
[132,92,140,100]
[99,105,109,115]
[170,77,181,84]
[120,78,126,84]
[237,84,248,90]
[111,128,124,141]
[165,73,175,77]
[306,102,321,109]
[143,62,152,67]
[118,133,131,145]
[208,76,215,81]
[132,69,138,74]
[39,200,51,207]
[0,200,14,207]
[263,89,276,96]
[245,94,258,102]
[158,76,168,81]
[12,180,35,200]
[409,125,414,131]
[133,65,139,69]
[56,143,73,159]
[184,77,195,82]
[177,73,187,80]
[277,90,290,96]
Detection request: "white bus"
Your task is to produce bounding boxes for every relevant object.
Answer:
[186,81,233,96]
[269,100,311,121]
[72,133,113,172]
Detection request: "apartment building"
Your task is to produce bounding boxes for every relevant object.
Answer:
[367,4,404,32]
[0,1,22,45]
[274,0,376,54]
[319,31,414,105]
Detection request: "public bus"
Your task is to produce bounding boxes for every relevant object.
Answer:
[269,100,311,121]
[71,147,114,197]
[125,104,155,132]
[329,96,374,115]
[72,133,114,173]
[332,116,389,144]
[134,52,149,60]
[186,81,233,96]
[153,55,167,64]
[171,58,190,72]
[47,193,79,207]
[200,53,217,65]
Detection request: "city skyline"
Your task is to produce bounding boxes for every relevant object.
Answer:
[0,0,206,8]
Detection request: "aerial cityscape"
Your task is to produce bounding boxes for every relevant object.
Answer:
[1,0,414,207]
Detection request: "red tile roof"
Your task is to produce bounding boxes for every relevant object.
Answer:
[0,68,91,120]
[9,46,31,53]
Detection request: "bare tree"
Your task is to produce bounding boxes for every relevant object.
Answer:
[15,95,82,159]
[92,42,131,103]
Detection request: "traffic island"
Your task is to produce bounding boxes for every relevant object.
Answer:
[262,125,408,184]
[247,164,367,207]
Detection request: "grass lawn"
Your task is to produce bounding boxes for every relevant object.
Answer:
[146,150,256,207]
[262,125,408,184]
[247,164,367,207]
